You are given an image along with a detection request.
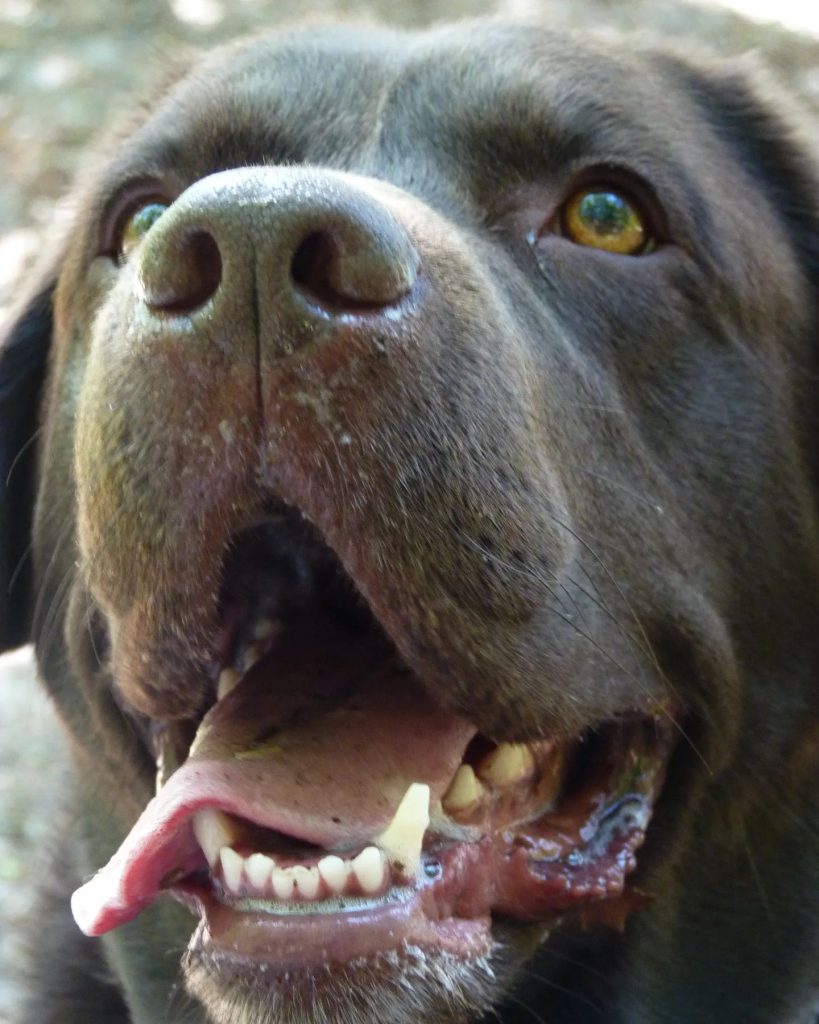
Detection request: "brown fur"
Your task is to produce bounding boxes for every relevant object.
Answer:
[1,21,818,1024]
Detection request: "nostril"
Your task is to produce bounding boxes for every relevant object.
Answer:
[141,229,223,313]
[291,232,341,309]
[290,228,418,314]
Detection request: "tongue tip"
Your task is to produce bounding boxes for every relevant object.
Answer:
[71,872,141,937]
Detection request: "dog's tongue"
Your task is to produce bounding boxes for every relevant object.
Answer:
[72,621,476,937]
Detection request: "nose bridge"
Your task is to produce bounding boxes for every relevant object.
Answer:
[136,167,420,343]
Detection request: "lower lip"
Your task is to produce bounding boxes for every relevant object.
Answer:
[179,885,492,969]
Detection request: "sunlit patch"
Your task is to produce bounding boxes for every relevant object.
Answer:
[169,0,225,28]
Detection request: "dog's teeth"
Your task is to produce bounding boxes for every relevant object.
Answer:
[252,618,278,640]
[352,846,387,893]
[241,644,262,672]
[193,809,237,867]
[219,847,244,893]
[217,668,241,701]
[272,867,296,900]
[291,865,321,899]
[376,782,430,879]
[318,855,350,893]
[442,764,484,815]
[245,852,275,890]
[477,742,535,787]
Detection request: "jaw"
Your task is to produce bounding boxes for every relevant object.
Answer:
[67,510,679,1024]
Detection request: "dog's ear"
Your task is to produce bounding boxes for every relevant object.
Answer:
[667,53,819,296]
[0,277,55,653]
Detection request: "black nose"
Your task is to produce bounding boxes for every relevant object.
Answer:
[136,168,420,326]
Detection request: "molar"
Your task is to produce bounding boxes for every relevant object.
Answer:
[477,742,535,787]
[442,764,484,815]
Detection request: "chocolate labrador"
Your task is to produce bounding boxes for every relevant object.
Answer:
[1,19,818,1024]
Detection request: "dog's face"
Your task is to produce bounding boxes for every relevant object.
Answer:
[2,21,818,1024]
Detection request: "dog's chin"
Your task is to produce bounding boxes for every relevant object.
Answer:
[183,939,509,1024]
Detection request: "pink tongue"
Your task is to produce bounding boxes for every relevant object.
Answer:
[72,621,476,936]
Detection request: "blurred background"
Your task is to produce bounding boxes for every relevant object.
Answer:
[0,0,817,1018]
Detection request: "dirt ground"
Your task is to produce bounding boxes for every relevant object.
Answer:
[0,0,817,1019]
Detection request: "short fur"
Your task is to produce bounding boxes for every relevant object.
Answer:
[1,21,818,1024]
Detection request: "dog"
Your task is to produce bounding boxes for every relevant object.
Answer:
[1,18,818,1024]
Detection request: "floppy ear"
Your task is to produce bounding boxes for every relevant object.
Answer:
[0,278,55,652]
[667,54,819,295]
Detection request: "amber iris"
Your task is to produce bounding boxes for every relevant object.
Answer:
[562,189,647,255]
[120,202,168,258]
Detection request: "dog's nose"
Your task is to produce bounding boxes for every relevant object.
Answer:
[136,168,419,327]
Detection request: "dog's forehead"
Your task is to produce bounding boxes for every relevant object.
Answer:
[109,23,691,182]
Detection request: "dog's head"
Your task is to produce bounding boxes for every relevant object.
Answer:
[2,22,818,1024]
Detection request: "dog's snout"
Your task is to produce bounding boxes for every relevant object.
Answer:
[136,168,419,336]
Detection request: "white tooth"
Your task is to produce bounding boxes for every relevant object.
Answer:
[193,809,237,867]
[376,782,430,878]
[442,764,484,814]
[318,855,349,893]
[477,742,535,787]
[291,865,321,899]
[219,847,244,893]
[245,853,275,891]
[253,618,278,640]
[217,668,241,700]
[242,644,262,672]
[352,846,386,894]
[272,867,296,900]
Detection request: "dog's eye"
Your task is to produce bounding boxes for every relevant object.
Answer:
[119,202,169,259]
[560,188,651,255]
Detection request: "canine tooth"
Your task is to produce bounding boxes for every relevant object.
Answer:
[219,847,244,893]
[217,668,241,700]
[376,782,430,878]
[242,644,262,672]
[318,855,349,893]
[353,846,386,893]
[442,764,484,814]
[193,809,237,868]
[477,742,535,787]
[245,853,275,890]
[291,865,321,899]
[272,867,296,900]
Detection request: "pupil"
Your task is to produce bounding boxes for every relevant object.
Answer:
[579,192,632,236]
[133,203,166,236]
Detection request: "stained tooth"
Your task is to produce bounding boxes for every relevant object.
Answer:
[291,865,321,899]
[477,742,535,787]
[376,782,430,879]
[193,809,237,867]
[318,855,349,893]
[353,846,386,893]
[245,853,275,890]
[442,764,484,814]
[217,668,241,700]
[219,847,244,893]
[272,867,296,900]
[242,644,262,672]
[253,619,278,640]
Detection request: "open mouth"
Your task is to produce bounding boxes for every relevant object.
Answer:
[71,510,677,971]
